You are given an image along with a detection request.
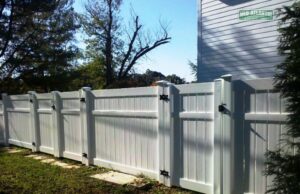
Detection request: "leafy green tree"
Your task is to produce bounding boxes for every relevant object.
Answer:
[69,57,106,90]
[81,0,171,87]
[265,2,300,193]
[0,0,79,93]
[106,69,185,88]
[188,60,197,81]
[166,74,186,85]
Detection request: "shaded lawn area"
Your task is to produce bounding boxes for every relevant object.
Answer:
[0,147,195,194]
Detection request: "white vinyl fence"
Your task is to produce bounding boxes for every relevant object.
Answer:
[0,101,4,144]
[0,76,288,194]
[232,79,289,194]
[91,86,159,177]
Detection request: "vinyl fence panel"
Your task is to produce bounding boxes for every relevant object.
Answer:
[59,91,82,161]
[91,86,159,179]
[6,94,32,149]
[36,93,54,155]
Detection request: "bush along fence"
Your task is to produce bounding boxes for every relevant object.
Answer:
[0,76,289,194]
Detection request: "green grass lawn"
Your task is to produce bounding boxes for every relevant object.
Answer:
[0,147,195,194]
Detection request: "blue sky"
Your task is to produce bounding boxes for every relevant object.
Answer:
[74,0,197,82]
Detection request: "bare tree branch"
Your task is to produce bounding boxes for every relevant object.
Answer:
[83,0,171,87]
[121,32,171,78]
[118,16,142,78]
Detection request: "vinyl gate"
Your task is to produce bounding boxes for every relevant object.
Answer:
[0,76,288,194]
[173,82,215,193]
[232,79,289,194]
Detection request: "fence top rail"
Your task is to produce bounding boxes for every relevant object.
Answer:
[59,91,80,99]
[36,93,52,100]
[174,82,214,94]
[6,107,30,113]
[234,77,275,91]
[8,94,29,101]
[92,86,158,98]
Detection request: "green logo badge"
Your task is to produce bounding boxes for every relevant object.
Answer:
[239,10,273,20]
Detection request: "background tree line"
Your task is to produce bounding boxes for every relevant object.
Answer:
[0,0,185,94]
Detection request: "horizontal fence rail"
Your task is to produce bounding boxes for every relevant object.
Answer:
[0,77,288,194]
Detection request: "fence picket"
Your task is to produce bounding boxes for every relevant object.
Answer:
[80,87,92,165]
[1,94,9,146]
[52,91,63,158]
[28,91,39,152]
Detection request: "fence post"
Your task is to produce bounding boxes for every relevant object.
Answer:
[28,91,39,152]
[52,91,62,158]
[80,87,93,166]
[1,94,9,146]
[213,75,233,194]
[157,80,174,187]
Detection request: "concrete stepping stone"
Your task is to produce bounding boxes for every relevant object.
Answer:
[25,155,48,160]
[7,149,23,153]
[25,154,39,158]
[32,156,48,160]
[91,171,144,186]
[41,159,56,164]
[63,164,80,169]
[25,155,79,169]
[0,147,23,153]
[51,161,80,169]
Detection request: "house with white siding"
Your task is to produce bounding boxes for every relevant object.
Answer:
[197,0,294,81]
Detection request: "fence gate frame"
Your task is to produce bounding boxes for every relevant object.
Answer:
[213,75,233,194]
[157,81,174,187]
[156,75,234,194]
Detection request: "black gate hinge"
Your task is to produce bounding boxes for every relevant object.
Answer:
[51,104,56,110]
[32,142,36,146]
[160,95,169,101]
[80,98,85,102]
[160,170,169,177]
[218,104,226,113]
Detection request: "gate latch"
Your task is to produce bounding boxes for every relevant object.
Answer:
[218,104,226,113]
[160,170,169,177]
[160,95,169,101]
